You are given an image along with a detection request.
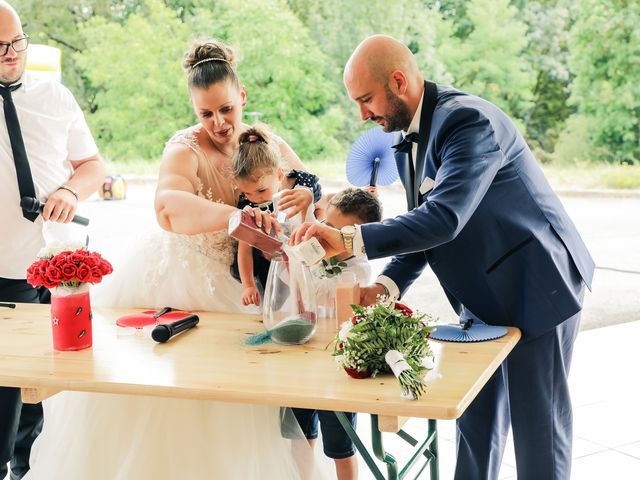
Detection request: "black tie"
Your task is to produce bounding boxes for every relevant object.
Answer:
[392,132,419,154]
[393,132,419,203]
[0,84,38,222]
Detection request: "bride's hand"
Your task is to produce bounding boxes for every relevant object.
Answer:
[243,206,281,236]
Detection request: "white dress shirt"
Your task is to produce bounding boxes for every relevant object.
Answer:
[0,71,98,278]
[352,88,426,299]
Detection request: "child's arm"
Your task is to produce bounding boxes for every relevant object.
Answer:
[238,241,261,306]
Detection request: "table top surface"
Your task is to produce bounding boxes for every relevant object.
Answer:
[0,303,520,419]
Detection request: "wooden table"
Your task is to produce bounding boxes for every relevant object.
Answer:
[0,303,520,479]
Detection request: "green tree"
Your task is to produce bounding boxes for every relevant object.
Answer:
[438,0,533,127]
[15,0,143,112]
[566,0,640,164]
[520,0,575,156]
[75,0,193,160]
[288,0,452,151]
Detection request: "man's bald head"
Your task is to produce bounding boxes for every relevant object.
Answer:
[343,35,424,132]
[0,1,20,25]
[0,1,27,85]
[344,35,422,87]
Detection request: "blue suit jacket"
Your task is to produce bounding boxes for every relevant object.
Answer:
[361,86,595,338]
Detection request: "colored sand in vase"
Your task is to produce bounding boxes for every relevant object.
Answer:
[270,316,316,344]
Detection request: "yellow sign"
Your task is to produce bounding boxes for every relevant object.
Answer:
[25,44,61,82]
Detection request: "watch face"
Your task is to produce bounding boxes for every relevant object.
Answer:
[342,225,356,236]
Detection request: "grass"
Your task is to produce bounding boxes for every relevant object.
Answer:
[542,162,640,190]
[108,157,640,191]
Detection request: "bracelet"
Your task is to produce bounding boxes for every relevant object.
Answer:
[57,185,79,201]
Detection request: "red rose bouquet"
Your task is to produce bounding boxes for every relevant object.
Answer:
[25,242,113,351]
[332,298,437,400]
[26,242,113,291]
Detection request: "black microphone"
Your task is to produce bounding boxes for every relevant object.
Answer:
[20,196,90,226]
[151,314,199,343]
[369,157,380,186]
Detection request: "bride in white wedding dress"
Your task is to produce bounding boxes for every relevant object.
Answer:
[25,39,330,480]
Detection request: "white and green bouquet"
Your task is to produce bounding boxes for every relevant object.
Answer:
[332,298,437,400]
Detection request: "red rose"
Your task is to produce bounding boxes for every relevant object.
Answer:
[43,265,63,288]
[76,264,92,283]
[26,261,46,287]
[61,263,77,282]
[69,251,88,263]
[344,367,371,379]
[98,259,113,275]
[50,254,67,268]
[84,255,100,268]
[338,342,344,350]
[394,302,413,317]
[89,266,103,283]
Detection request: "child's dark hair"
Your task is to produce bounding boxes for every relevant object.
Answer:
[329,188,382,224]
[231,125,281,181]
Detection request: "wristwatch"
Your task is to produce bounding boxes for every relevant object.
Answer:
[340,225,357,255]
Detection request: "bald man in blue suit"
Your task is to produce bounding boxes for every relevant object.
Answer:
[293,35,594,480]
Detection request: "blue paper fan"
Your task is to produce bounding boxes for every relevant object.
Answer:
[430,320,508,343]
[346,127,399,186]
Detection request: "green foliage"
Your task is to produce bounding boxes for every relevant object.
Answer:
[567,0,640,164]
[74,0,193,161]
[13,0,638,169]
[520,1,575,153]
[333,301,437,399]
[438,0,534,126]
[288,0,452,145]
[317,256,349,279]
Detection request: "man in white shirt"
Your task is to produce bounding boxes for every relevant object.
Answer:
[0,2,105,478]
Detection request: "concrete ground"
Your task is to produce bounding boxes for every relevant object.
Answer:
[70,179,639,480]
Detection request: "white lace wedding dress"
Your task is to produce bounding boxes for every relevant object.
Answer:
[25,127,329,480]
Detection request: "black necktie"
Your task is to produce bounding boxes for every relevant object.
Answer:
[0,84,38,222]
[393,132,419,203]
[392,132,419,154]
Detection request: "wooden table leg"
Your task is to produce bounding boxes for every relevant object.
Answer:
[21,387,60,404]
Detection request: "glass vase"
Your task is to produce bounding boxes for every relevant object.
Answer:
[263,256,317,345]
[50,284,92,351]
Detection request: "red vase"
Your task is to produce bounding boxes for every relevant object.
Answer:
[344,367,371,379]
[50,288,92,351]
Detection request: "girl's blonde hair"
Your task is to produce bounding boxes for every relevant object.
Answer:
[232,125,281,181]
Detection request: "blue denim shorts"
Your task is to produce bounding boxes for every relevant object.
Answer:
[291,408,357,459]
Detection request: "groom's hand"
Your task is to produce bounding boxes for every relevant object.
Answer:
[289,222,346,258]
[360,284,386,306]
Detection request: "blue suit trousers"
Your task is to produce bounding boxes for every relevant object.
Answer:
[454,307,582,480]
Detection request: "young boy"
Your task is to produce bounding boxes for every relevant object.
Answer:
[291,187,382,480]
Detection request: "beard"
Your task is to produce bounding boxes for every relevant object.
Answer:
[376,85,412,133]
[0,57,26,85]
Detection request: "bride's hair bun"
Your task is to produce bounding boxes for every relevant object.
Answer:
[183,39,239,89]
[232,126,281,181]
